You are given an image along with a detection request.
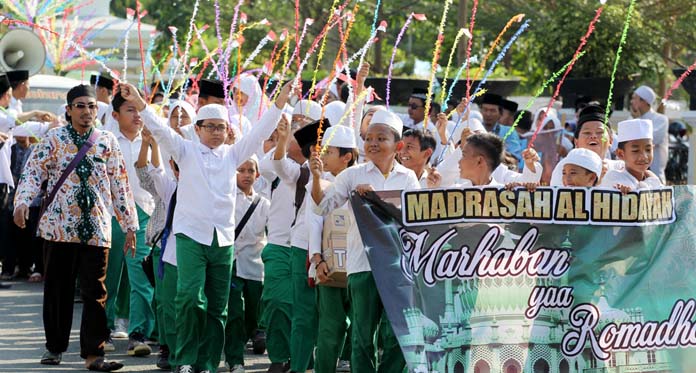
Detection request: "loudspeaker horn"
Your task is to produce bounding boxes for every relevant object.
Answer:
[0,29,46,75]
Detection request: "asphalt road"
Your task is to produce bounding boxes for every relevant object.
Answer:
[0,280,272,372]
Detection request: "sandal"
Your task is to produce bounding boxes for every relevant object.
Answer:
[40,350,62,365]
[28,272,43,283]
[87,357,123,372]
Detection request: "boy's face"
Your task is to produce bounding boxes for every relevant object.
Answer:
[399,135,430,171]
[616,139,653,175]
[321,146,347,175]
[195,118,228,148]
[575,121,610,158]
[364,124,398,162]
[112,101,143,133]
[562,164,597,187]
[236,160,258,190]
[458,142,482,180]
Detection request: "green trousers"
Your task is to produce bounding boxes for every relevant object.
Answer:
[289,246,317,372]
[348,271,405,373]
[175,233,233,372]
[315,285,351,373]
[104,238,130,330]
[224,263,264,366]
[157,262,178,365]
[105,207,154,336]
[259,243,292,363]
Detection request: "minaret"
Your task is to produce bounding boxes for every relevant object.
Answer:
[442,279,456,328]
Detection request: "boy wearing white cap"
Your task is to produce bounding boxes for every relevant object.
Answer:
[600,119,662,192]
[273,117,332,373]
[311,109,419,373]
[630,85,669,182]
[307,125,358,373]
[550,104,623,187]
[559,148,603,187]
[256,113,298,372]
[118,81,293,373]
[224,156,270,373]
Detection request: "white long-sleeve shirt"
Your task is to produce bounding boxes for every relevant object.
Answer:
[140,104,282,246]
[599,168,663,190]
[641,110,669,183]
[145,164,178,266]
[234,189,270,282]
[258,148,294,246]
[272,158,310,250]
[436,148,542,187]
[314,160,420,274]
[108,128,155,215]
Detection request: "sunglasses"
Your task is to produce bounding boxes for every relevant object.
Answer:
[198,124,228,133]
[70,102,98,110]
[408,103,424,110]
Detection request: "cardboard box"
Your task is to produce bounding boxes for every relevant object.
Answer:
[320,207,351,288]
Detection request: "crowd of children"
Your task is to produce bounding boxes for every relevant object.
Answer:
[0,61,670,373]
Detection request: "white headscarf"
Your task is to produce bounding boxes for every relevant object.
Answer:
[231,74,267,122]
[168,100,197,127]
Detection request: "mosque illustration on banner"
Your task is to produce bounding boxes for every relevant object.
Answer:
[398,231,673,373]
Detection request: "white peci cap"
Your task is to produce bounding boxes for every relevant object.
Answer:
[562,148,603,180]
[617,119,653,143]
[321,124,356,149]
[197,104,229,122]
[369,109,403,135]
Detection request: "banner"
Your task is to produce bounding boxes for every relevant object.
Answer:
[351,186,695,373]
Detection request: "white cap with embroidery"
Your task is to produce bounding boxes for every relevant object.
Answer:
[321,124,356,149]
[369,109,403,135]
[617,119,653,143]
[197,104,229,121]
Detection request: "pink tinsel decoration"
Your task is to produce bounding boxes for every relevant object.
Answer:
[529,5,604,148]
[663,59,696,103]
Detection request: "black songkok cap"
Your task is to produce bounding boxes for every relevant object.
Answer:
[501,98,519,112]
[6,70,29,83]
[198,79,225,99]
[293,118,332,149]
[90,74,115,90]
[480,93,504,107]
[574,104,608,137]
[67,84,97,104]
[0,75,10,96]
[410,87,428,101]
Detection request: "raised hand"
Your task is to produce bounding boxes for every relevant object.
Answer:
[118,83,147,111]
[309,149,324,179]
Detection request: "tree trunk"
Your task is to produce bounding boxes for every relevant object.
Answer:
[456,0,469,66]
[373,36,384,74]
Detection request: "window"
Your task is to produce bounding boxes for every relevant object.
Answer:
[647,350,657,364]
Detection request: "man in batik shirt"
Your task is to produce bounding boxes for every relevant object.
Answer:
[13,84,138,372]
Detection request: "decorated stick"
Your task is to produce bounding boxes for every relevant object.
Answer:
[135,0,147,89]
[308,0,342,101]
[122,8,136,82]
[663,59,696,103]
[424,0,453,129]
[472,13,525,82]
[528,4,605,148]
[314,3,360,148]
[502,51,588,141]
[319,89,370,155]
[443,56,476,108]
[439,27,470,106]
[243,31,276,69]
[464,0,479,105]
[386,13,426,109]
[604,0,635,128]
